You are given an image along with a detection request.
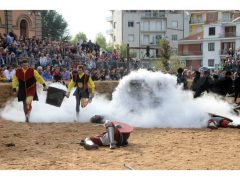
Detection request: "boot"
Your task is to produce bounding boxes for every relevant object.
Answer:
[75,112,80,122]
[106,125,117,149]
[110,142,117,149]
[25,114,30,123]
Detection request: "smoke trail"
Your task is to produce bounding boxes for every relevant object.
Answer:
[0,69,239,128]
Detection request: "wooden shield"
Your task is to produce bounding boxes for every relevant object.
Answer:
[112,121,133,133]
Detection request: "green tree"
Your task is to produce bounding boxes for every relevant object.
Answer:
[41,10,68,40]
[168,55,181,73]
[159,39,171,70]
[105,43,114,53]
[95,33,107,50]
[115,44,127,58]
[71,32,87,45]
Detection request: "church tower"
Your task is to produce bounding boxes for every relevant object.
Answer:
[0,10,42,39]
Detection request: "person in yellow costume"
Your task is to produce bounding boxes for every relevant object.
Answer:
[66,65,95,121]
[12,59,47,122]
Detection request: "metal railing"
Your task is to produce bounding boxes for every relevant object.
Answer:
[189,19,205,24]
[224,32,236,37]
[178,51,202,56]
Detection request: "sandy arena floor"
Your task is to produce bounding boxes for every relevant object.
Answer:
[1,82,240,170]
[1,118,240,170]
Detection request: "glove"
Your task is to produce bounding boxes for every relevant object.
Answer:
[65,92,70,98]
[43,84,48,91]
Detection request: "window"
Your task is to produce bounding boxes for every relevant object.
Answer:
[153,11,158,17]
[143,35,150,45]
[206,12,218,23]
[170,10,177,14]
[150,21,156,31]
[208,59,214,67]
[143,21,150,31]
[172,34,178,41]
[113,36,116,42]
[128,21,134,27]
[208,43,215,51]
[128,34,134,42]
[150,36,155,44]
[144,10,151,17]
[113,22,116,29]
[156,21,162,31]
[209,27,215,36]
[159,10,165,17]
[171,21,178,28]
[196,15,203,23]
[222,12,230,22]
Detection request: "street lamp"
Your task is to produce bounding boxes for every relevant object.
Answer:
[136,22,141,59]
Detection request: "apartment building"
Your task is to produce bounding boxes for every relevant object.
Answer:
[106,10,189,58]
[178,10,240,70]
[189,10,240,35]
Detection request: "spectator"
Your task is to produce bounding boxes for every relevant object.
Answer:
[234,72,240,103]
[37,66,43,76]
[52,66,62,82]
[213,71,233,97]
[194,70,213,98]
[42,65,53,82]
[3,65,12,81]
[61,67,71,81]
[176,67,187,90]
[191,70,200,92]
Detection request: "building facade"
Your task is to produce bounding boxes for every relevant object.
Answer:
[107,10,190,58]
[0,10,42,39]
[189,10,240,36]
[178,10,240,70]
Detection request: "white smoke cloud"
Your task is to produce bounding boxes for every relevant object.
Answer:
[0,69,239,128]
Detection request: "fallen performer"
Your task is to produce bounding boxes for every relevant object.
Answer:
[208,115,240,129]
[80,116,133,150]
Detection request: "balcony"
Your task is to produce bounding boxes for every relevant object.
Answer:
[220,49,235,55]
[189,19,205,24]
[218,17,240,23]
[225,32,236,37]
[141,11,166,19]
[178,51,202,56]
[218,18,231,23]
[106,16,113,22]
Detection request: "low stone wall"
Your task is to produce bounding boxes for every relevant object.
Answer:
[0,83,14,108]
[0,81,120,108]
[0,80,193,108]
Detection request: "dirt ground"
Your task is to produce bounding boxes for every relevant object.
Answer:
[1,82,240,170]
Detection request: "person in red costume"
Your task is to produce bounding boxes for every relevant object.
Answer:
[12,59,47,122]
[80,116,133,150]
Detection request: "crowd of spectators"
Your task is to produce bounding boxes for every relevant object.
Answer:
[4,31,240,102]
[0,31,151,83]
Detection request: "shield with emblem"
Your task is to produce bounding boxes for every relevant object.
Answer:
[112,121,133,133]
